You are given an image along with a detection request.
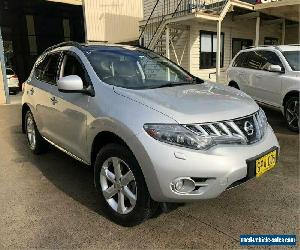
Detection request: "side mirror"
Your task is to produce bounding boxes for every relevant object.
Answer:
[58,75,94,96]
[268,65,283,73]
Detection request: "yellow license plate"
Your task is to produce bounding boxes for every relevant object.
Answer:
[256,150,277,177]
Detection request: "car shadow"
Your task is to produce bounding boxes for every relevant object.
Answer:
[10,124,106,218]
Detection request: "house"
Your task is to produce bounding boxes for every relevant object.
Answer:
[139,0,300,83]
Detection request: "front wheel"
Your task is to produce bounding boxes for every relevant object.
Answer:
[94,143,157,226]
[284,96,299,132]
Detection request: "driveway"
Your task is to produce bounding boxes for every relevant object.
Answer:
[0,104,299,249]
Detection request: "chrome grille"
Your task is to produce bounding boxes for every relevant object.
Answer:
[184,110,267,145]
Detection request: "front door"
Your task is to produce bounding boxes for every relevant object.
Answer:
[51,51,92,161]
[251,50,283,107]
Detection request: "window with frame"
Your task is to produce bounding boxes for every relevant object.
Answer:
[35,53,61,84]
[243,50,283,71]
[200,31,224,69]
[61,54,89,87]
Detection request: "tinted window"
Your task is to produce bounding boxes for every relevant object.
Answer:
[6,68,14,75]
[259,51,283,70]
[245,51,265,70]
[35,53,61,84]
[62,54,88,86]
[233,52,246,67]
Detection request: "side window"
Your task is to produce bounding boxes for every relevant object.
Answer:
[61,54,89,87]
[233,52,246,67]
[245,51,265,70]
[35,55,50,80]
[35,53,61,84]
[259,51,283,70]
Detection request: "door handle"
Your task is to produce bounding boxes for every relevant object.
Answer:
[256,75,263,78]
[50,97,58,105]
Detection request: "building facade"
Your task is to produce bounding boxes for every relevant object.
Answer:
[139,0,300,82]
[0,0,85,84]
[83,0,144,44]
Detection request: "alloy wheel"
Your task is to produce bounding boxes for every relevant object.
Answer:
[286,99,299,131]
[100,157,137,215]
[26,114,36,150]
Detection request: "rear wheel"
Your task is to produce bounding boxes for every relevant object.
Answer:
[25,110,49,154]
[94,143,157,226]
[284,96,299,132]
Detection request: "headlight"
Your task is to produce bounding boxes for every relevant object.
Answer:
[257,108,268,134]
[143,124,244,150]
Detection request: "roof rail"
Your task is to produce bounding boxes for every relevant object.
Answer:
[43,41,83,53]
[286,44,300,46]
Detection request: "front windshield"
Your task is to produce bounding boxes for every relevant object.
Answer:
[85,47,195,89]
[282,51,300,71]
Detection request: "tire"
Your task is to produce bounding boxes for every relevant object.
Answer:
[228,82,240,90]
[284,96,299,133]
[94,143,157,226]
[25,110,49,154]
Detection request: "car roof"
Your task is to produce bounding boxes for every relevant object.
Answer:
[46,41,142,54]
[240,44,300,53]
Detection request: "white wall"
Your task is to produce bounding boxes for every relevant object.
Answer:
[84,0,143,43]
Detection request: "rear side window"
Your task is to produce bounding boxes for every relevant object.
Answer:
[245,51,265,70]
[35,53,61,84]
[233,52,246,67]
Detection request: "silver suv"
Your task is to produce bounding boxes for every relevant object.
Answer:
[227,45,300,132]
[22,42,279,226]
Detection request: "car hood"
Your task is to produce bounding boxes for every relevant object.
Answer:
[114,82,259,124]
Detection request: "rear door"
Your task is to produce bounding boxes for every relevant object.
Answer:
[34,52,62,141]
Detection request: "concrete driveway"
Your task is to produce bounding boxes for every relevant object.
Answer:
[0,104,299,249]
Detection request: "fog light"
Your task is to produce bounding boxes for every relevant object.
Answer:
[175,179,184,191]
[171,178,196,194]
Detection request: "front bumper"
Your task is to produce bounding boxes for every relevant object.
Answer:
[134,125,279,202]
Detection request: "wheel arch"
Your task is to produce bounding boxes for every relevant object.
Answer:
[228,80,240,89]
[283,91,299,107]
[90,131,131,167]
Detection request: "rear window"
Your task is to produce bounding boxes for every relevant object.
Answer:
[6,68,14,75]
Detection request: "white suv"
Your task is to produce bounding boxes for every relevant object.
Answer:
[227,45,300,132]
[22,42,279,226]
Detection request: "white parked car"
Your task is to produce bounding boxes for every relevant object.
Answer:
[22,42,279,226]
[227,45,300,132]
[6,68,20,94]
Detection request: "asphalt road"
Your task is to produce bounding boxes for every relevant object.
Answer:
[0,104,299,249]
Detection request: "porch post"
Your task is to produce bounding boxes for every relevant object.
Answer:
[255,16,260,47]
[0,27,9,104]
[165,26,170,81]
[165,25,170,59]
[216,20,221,83]
[282,18,286,45]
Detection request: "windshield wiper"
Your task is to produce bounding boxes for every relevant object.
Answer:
[153,82,195,89]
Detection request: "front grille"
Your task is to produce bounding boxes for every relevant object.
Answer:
[184,110,267,145]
